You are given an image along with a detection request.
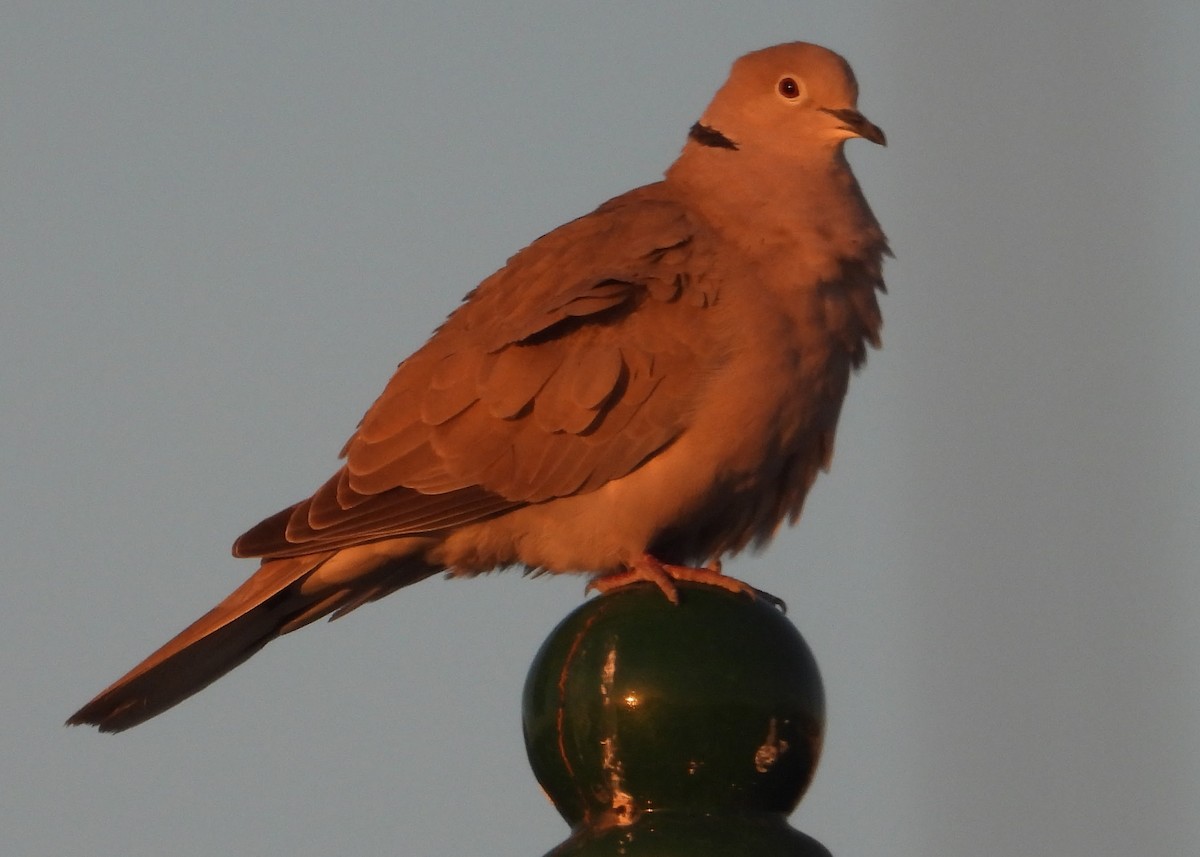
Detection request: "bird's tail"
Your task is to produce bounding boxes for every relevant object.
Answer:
[67,551,436,732]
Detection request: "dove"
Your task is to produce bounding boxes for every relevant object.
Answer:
[68,41,887,732]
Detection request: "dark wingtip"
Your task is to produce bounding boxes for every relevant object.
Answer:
[66,694,147,733]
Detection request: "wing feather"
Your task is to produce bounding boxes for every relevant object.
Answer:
[235,185,718,559]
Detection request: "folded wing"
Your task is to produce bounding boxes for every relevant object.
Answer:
[235,188,719,560]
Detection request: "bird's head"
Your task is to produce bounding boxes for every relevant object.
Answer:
[689,42,885,158]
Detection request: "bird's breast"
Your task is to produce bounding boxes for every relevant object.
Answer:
[633,271,861,561]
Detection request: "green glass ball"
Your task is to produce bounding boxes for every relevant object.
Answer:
[523,582,827,855]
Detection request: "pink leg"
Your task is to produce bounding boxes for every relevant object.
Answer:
[587,554,756,604]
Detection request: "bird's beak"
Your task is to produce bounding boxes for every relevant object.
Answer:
[821,107,886,146]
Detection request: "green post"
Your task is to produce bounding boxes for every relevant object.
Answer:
[523,582,830,856]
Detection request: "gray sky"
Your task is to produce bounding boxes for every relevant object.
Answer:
[5,2,1198,855]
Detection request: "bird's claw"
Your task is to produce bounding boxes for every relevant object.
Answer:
[588,554,769,605]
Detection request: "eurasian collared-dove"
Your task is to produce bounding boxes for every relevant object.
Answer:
[69,41,887,732]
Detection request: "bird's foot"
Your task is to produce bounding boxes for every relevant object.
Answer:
[587,554,758,605]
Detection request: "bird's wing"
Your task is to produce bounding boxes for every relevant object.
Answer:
[235,187,720,559]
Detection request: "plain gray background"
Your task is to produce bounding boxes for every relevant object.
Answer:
[5,3,1198,855]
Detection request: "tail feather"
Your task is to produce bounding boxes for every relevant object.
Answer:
[66,552,435,733]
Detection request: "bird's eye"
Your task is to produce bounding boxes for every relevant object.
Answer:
[777,76,803,100]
